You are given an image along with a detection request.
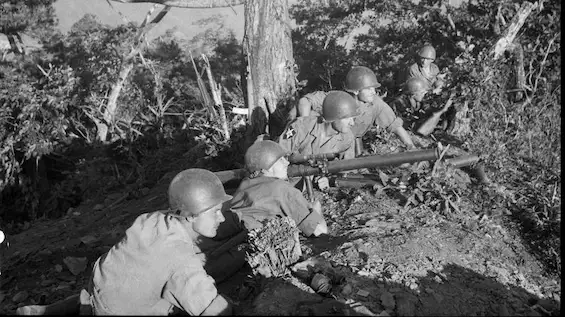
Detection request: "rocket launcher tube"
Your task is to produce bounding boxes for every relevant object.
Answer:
[287,148,439,177]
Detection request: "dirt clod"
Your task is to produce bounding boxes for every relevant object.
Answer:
[12,290,28,303]
[63,256,88,275]
[380,292,395,310]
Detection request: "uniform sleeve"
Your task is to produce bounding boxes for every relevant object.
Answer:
[277,119,306,154]
[282,185,325,237]
[307,91,327,115]
[162,266,219,316]
[431,64,443,88]
[407,63,419,79]
[372,97,404,132]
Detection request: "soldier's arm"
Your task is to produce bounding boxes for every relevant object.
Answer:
[163,266,231,316]
[373,98,416,149]
[297,96,313,117]
[284,187,327,237]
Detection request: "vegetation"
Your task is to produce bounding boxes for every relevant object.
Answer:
[0,0,560,277]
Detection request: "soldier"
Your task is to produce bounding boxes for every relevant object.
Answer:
[17,169,235,316]
[229,140,328,237]
[295,66,417,155]
[391,77,455,135]
[279,90,358,160]
[390,77,429,128]
[406,45,445,95]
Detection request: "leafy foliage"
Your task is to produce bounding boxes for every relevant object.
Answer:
[0,10,245,226]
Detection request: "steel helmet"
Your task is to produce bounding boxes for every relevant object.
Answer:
[418,45,436,60]
[344,66,381,92]
[405,77,429,94]
[322,91,358,122]
[168,168,232,217]
[245,140,288,173]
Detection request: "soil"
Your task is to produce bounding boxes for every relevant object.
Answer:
[0,133,560,316]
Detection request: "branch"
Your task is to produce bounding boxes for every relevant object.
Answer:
[110,0,244,8]
[491,1,537,60]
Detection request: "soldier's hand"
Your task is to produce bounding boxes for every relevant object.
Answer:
[316,177,330,191]
[309,200,322,214]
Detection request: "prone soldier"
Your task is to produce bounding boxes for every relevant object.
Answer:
[295,66,417,155]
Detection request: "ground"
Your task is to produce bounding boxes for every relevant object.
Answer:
[0,133,560,316]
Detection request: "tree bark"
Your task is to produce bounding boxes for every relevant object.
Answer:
[491,1,537,60]
[112,0,244,8]
[243,0,297,144]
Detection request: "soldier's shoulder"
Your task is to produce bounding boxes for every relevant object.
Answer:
[282,116,319,139]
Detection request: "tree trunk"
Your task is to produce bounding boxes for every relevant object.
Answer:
[243,0,297,145]
[491,1,537,60]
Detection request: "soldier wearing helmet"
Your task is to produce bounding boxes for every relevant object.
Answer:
[279,91,357,159]
[278,91,357,190]
[295,66,417,155]
[391,77,429,118]
[18,169,236,316]
[406,44,445,95]
[391,77,455,134]
[226,140,328,237]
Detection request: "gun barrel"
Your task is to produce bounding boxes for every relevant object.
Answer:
[288,152,337,164]
[288,148,439,177]
[444,154,480,168]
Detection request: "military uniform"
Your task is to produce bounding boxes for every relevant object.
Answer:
[296,91,404,139]
[89,211,219,315]
[297,91,328,116]
[229,176,325,237]
[350,95,404,138]
[278,115,355,158]
[407,62,441,90]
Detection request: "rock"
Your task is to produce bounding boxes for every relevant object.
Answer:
[66,207,74,216]
[93,204,104,211]
[341,284,353,296]
[12,291,29,303]
[357,289,370,297]
[55,264,63,272]
[377,310,390,316]
[0,291,5,303]
[351,303,377,316]
[80,235,98,246]
[311,273,332,294]
[380,292,395,310]
[73,211,81,216]
[63,256,88,276]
